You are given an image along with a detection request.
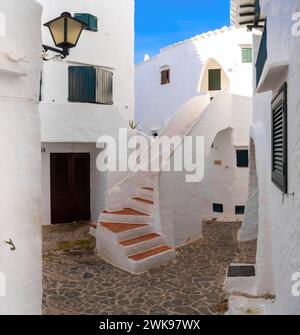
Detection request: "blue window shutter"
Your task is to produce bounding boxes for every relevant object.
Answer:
[69,66,96,103]
[74,13,98,32]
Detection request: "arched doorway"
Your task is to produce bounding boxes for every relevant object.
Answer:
[199,58,230,99]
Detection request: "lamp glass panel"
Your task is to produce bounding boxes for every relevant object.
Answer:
[66,17,83,46]
[48,17,65,46]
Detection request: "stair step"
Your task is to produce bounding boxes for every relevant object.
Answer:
[103,208,149,216]
[101,222,148,233]
[119,233,160,247]
[142,187,154,191]
[131,197,154,205]
[128,245,173,261]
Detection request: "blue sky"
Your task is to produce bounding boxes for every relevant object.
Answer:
[135,0,230,63]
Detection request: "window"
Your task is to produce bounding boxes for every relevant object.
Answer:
[68,66,113,104]
[213,203,223,213]
[272,82,288,193]
[236,150,249,167]
[242,48,252,63]
[235,206,245,215]
[161,69,170,85]
[74,13,98,32]
[208,69,221,91]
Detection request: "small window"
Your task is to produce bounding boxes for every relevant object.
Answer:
[272,82,288,193]
[242,48,252,63]
[69,66,113,104]
[236,150,249,167]
[161,69,170,85]
[235,206,245,215]
[208,69,221,91]
[213,203,223,213]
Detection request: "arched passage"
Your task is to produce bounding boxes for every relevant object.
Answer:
[199,58,230,99]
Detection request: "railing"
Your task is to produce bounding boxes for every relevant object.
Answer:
[256,23,267,87]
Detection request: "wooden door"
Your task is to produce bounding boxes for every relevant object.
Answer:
[50,153,91,224]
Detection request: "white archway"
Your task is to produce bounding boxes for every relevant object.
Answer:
[198,58,230,97]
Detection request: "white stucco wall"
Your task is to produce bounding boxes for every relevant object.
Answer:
[240,0,300,314]
[135,27,253,132]
[38,0,134,122]
[158,93,252,247]
[0,0,42,314]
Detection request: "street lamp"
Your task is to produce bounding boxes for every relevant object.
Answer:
[43,12,86,59]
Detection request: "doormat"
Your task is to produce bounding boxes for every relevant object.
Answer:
[227,265,255,277]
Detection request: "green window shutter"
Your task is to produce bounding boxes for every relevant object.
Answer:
[74,13,98,32]
[68,66,96,103]
[272,82,288,193]
[242,48,252,63]
[208,69,221,91]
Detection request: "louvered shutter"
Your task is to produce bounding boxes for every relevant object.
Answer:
[272,82,288,193]
[208,69,221,91]
[96,68,113,105]
[68,66,96,103]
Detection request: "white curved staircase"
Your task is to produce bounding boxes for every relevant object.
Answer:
[93,93,212,274]
[96,186,175,274]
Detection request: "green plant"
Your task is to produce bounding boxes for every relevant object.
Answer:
[129,120,138,129]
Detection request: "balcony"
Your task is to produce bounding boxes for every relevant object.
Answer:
[256,24,267,87]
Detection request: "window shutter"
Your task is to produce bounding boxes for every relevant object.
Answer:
[161,69,170,85]
[69,66,96,103]
[272,82,288,193]
[96,68,113,105]
[242,48,252,63]
[208,69,221,91]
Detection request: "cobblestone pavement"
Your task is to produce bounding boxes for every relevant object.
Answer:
[43,221,256,315]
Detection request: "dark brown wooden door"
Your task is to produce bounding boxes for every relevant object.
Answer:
[50,153,91,224]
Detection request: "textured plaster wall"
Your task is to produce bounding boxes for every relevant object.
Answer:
[159,93,252,247]
[244,0,300,314]
[135,28,252,131]
[0,0,42,314]
[38,0,135,122]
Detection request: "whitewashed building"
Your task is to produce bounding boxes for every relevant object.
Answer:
[227,0,300,315]
[0,0,42,315]
[38,0,135,226]
[95,15,254,273]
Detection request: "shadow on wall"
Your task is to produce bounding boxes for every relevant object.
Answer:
[240,138,259,241]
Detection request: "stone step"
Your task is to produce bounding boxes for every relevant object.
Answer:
[128,198,154,215]
[131,197,154,205]
[128,245,173,261]
[100,222,155,241]
[100,208,153,224]
[120,233,164,256]
[119,233,160,246]
[101,222,148,233]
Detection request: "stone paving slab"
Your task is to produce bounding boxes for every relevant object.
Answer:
[43,221,256,315]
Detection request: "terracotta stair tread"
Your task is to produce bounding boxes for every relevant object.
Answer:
[119,233,160,247]
[101,222,148,233]
[142,187,154,191]
[128,245,173,261]
[132,197,154,205]
[103,208,149,216]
